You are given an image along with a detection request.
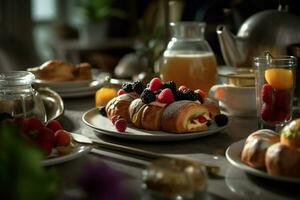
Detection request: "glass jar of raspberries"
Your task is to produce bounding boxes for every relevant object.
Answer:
[254,54,297,131]
[0,71,46,122]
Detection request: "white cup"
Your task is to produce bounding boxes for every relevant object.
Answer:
[209,84,256,116]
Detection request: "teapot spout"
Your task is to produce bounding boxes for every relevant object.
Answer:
[216,25,245,67]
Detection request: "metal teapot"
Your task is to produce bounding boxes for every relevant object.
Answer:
[217,5,300,68]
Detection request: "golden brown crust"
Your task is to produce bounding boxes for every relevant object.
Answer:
[27,60,92,81]
[129,98,146,128]
[241,129,279,168]
[265,143,300,177]
[161,100,209,133]
[105,93,139,121]
[202,99,220,119]
[141,103,166,131]
[280,135,300,149]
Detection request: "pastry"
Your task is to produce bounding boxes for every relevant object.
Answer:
[241,129,279,168]
[202,99,220,119]
[265,143,300,177]
[27,60,92,81]
[161,100,210,133]
[280,119,300,149]
[105,92,139,121]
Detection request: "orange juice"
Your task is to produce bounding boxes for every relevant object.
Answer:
[160,52,217,95]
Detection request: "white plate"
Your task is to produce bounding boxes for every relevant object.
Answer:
[33,79,102,98]
[42,143,92,166]
[226,139,300,183]
[82,108,229,141]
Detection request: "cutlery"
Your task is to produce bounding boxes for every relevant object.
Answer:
[71,133,220,175]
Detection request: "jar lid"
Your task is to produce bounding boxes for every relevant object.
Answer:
[0,71,35,86]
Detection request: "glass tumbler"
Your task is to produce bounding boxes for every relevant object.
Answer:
[254,56,296,131]
[0,71,46,122]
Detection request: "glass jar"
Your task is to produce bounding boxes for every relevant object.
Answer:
[160,22,217,95]
[0,71,46,122]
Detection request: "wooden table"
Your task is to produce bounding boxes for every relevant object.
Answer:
[52,96,300,200]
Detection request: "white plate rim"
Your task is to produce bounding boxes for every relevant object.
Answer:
[42,144,92,166]
[225,139,300,183]
[82,107,230,141]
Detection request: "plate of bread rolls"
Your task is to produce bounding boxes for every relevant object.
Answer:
[28,60,101,97]
[226,120,300,183]
[82,77,229,141]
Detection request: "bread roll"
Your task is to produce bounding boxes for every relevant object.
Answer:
[280,119,300,149]
[161,100,209,133]
[105,93,139,121]
[265,143,300,177]
[141,102,166,131]
[241,129,279,168]
[129,98,146,128]
[202,99,220,119]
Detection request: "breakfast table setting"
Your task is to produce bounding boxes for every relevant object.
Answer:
[2,5,300,199]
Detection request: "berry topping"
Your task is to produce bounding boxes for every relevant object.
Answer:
[24,117,44,132]
[54,130,71,146]
[197,115,207,123]
[98,106,107,117]
[132,81,145,94]
[157,88,175,104]
[115,118,127,132]
[117,89,126,96]
[149,77,162,92]
[195,89,206,100]
[178,85,188,91]
[174,90,185,101]
[141,89,156,104]
[183,89,197,101]
[121,82,133,93]
[261,103,273,122]
[111,115,121,125]
[194,92,204,104]
[46,120,63,132]
[162,81,177,94]
[261,84,273,105]
[214,114,228,127]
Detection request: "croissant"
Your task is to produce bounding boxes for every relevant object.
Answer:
[161,100,210,133]
[106,92,139,121]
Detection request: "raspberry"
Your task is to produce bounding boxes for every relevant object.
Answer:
[141,89,156,104]
[111,115,121,125]
[46,119,63,132]
[197,115,207,123]
[117,89,126,96]
[149,77,162,92]
[195,89,206,100]
[214,114,228,127]
[115,118,127,132]
[274,89,291,112]
[271,110,290,124]
[24,117,45,132]
[178,85,188,91]
[37,127,55,154]
[54,130,71,146]
[98,106,107,117]
[121,82,133,93]
[132,81,145,94]
[261,103,273,122]
[157,88,175,104]
[261,84,273,105]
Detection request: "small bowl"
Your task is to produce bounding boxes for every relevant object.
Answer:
[218,67,255,87]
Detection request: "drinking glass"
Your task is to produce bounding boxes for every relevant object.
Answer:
[160,22,217,95]
[0,71,46,122]
[254,56,296,131]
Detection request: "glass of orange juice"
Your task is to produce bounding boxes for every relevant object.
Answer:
[254,55,296,131]
[160,22,217,95]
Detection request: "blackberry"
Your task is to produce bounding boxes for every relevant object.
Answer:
[214,114,228,127]
[98,106,107,117]
[141,89,156,104]
[183,89,197,101]
[132,81,145,94]
[162,81,177,94]
[194,92,204,103]
[121,82,133,93]
[175,90,186,101]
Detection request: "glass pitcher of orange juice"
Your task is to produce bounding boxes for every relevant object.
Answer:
[160,22,217,95]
